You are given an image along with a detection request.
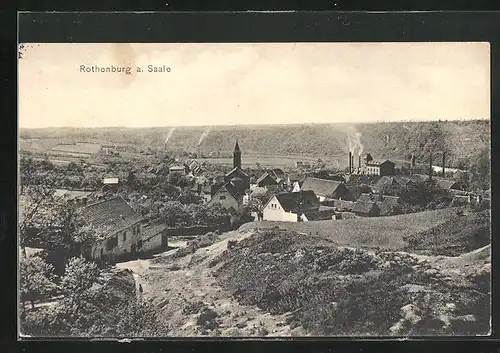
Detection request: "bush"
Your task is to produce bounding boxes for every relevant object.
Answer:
[196,308,219,330]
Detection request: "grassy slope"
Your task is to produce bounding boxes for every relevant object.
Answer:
[239,207,463,250]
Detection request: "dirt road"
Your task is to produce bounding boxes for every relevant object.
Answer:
[116,231,307,337]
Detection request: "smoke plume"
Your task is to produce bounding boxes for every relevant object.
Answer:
[342,125,363,157]
[197,127,211,146]
[355,131,364,156]
[165,127,175,145]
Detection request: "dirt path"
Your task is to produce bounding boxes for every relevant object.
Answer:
[116,231,306,337]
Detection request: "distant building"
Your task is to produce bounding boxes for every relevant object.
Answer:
[268,168,285,181]
[295,161,304,168]
[81,196,144,262]
[262,190,320,222]
[352,200,380,217]
[169,165,186,175]
[256,172,278,188]
[209,182,245,212]
[102,177,119,193]
[365,159,396,176]
[300,207,336,222]
[287,173,301,185]
[54,189,94,208]
[301,177,352,202]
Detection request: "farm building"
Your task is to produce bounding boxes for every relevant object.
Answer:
[301,177,352,202]
[102,177,119,193]
[81,196,144,263]
[255,172,278,188]
[53,189,94,207]
[262,190,320,222]
[379,195,403,216]
[412,174,466,192]
[365,159,395,176]
[300,207,337,222]
[268,168,286,181]
[352,200,380,217]
[141,219,169,254]
[169,165,186,175]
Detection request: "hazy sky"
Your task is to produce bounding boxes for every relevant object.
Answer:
[18,42,490,128]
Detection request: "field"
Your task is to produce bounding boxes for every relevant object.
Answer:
[239,207,465,250]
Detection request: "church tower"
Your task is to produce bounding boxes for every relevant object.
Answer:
[233,140,242,169]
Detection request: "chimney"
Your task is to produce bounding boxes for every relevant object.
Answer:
[359,155,362,169]
[442,152,446,177]
[348,151,352,174]
[351,154,355,173]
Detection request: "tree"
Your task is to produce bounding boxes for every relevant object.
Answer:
[468,147,490,192]
[161,201,192,227]
[205,203,231,225]
[20,255,57,309]
[60,257,101,297]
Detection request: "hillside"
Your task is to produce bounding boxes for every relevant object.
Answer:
[19,120,490,168]
[117,221,490,337]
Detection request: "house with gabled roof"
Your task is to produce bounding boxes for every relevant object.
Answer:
[352,200,380,217]
[256,172,278,188]
[301,177,352,202]
[365,159,395,176]
[81,196,144,262]
[262,190,320,222]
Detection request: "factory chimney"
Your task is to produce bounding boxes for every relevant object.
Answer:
[358,155,362,171]
[351,154,355,174]
[442,152,446,177]
[348,151,352,174]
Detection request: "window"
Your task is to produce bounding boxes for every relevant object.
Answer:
[220,195,226,200]
[123,231,127,242]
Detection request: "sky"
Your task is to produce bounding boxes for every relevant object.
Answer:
[18,42,490,128]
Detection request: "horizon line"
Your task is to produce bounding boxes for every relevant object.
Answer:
[18,117,491,130]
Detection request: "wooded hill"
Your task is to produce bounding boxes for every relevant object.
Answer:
[20,120,490,168]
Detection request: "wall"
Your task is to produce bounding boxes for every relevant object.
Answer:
[142,232,168,253]
[210,188,240,211]
[263,196,299,222]
[91,222,142,261]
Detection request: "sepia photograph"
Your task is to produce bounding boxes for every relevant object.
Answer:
[18,42,491,338]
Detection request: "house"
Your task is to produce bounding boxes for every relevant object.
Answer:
[301,177,352,202]
[324,199,355,212]
[300,207,337,222]
[256,172,278,188]
[287,173,301,185]
[81,196,144,262]
[209,182,245,212]
[102,177,119,193]
[141,219,169,254]
[262,190,320,222]
[412,174,465,192]
[169,165,186,175]
[54,189,94,208]
[379,195,403,216]
[268,168,285,181]
[365,159,396,176]
[291,181,304,193]
[295,161,304,168]
[201,185,212,203]
[352,200,380,217]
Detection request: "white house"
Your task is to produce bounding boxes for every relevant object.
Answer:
[262,190,319,222]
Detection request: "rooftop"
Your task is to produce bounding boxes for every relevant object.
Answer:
[272,190,319,213]
[301,177,344,196]
[81,196,143,237]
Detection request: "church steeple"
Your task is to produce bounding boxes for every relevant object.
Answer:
[233,140,242,169]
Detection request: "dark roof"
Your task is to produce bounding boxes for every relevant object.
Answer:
[142,219,168,242]
[379,196,402,216]
[256,172,278,185]
[301,177,344,197]
[366,159,394,167]
[330,199,355,211]
[215,182,246,200]
[81,196,143,237]
[225,167,249,178]
[302,209,336,221]
[358,193,373,202]
[272,190,319,213]
[270,169,285,178]
[288,173,301,182]
[234,141,240,152]
[352,200,379,215]
[374,176,399,190]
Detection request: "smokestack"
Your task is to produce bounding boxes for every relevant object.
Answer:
[358,155,361,169]
[351,154,354,173]
[442,152,446,177]
[348,151,352,174]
